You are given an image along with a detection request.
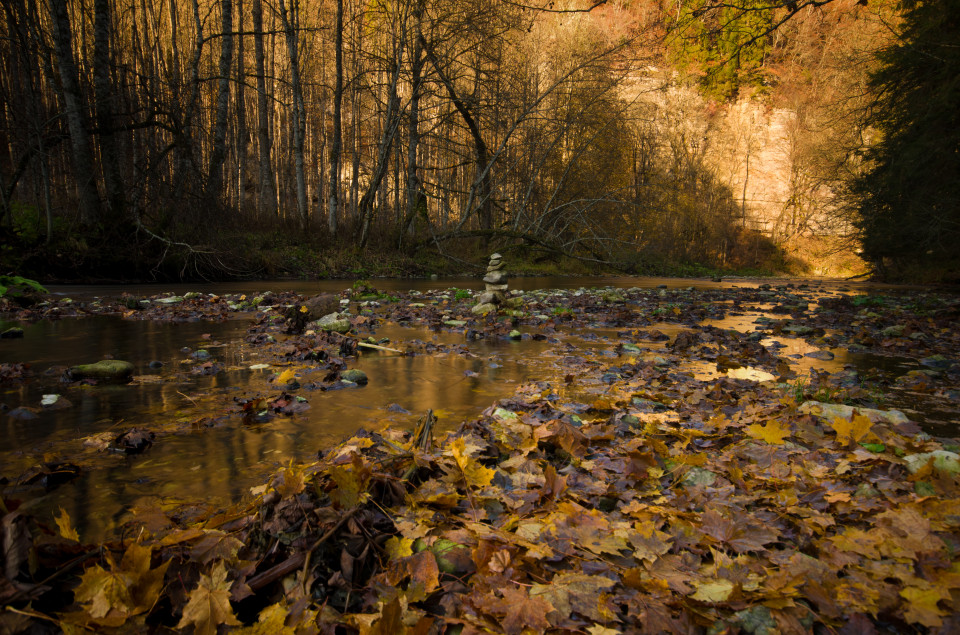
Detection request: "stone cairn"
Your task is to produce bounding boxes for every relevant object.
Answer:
[471,253,508,314]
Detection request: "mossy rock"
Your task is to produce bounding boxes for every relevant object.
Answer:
[340,369,368,385]
[68,360,135,383]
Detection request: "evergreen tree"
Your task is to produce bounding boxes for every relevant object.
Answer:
[854,0,960,276]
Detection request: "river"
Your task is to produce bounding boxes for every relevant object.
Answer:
[0,276,943,540]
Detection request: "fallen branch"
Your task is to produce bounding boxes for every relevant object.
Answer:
[357,341,403,354]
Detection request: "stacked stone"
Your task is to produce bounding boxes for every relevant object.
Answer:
[472,253,508,314]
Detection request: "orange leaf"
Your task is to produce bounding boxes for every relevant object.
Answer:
[830,413,875,446]
[406,550,439,595]
[745,420,791,445]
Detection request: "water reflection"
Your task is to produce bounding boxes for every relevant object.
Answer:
[3,319,563,540]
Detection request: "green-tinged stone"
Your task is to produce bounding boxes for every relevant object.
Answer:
[881,324,905,337]
[443,320,467,327]
[68,360,135,383]
[503,297,524,309]
[621,414,641,427]
[340,369,368,385]
[854,482,880,499]
[733,606,777,635]
[493,407,517,420]
[914,481,937,497]
[798,401,908,425]
[508,330,522,340]
[682,466,716,488]
[155,296,183,304]
[471,302,497,315]
[315,313,351,333]
[622,343,642,354]
[904,450,960,475]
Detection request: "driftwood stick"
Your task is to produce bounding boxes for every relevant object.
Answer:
[247,552,307,591]
[357,341,403,354]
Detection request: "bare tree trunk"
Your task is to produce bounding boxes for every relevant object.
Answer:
[358,34,405,249]
[206,0,234,203]
[327,0,343,235]
[235,0,247,215]
[49,0,101,225]
[279,0,307,227]
[94,0,123,222]
[252,0,277,218]
[420,33,491,234]
[400,1,425,245]
[350,95,360,224]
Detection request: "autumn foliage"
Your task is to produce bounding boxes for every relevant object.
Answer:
[16,366,957,633]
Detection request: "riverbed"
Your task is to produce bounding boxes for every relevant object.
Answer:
[2,276,956,541]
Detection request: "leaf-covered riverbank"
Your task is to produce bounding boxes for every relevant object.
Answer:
[2,280,959,633]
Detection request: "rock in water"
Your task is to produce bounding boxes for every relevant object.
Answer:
[285,294,341,332]
[315,313,352,334]
[68,360,135,383]
[340,369,368,385]
[115,428,155,454]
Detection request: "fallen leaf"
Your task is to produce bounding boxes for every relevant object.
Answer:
[481,586,553,634]
[745,420,791,445]
[830,413,875,446]
[691,578,735,603]
[385,536,413,560]
[275,368,297,385]
[55,508,79,542]
[530,573,616,623]
[176,561,241,635]
[73,542,170,627]
[900,585,948,628]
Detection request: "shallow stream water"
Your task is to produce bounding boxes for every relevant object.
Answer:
[0,276,943,540]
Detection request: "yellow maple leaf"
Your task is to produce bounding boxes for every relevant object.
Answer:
[385,536,414,560]
[328,454,372,508]
[234,603,295,635]
[274,463,306,499]
[176,561,241,635]
[690,578,734,603]
[745,420,791,445]
[448,437,495,489]
[830,413,875,446]
[74,542,170,626]
[900,585,948,628]
[55,507,79,542]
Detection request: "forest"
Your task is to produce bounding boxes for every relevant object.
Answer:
[0,0,957,280]
[3,2,960,631]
